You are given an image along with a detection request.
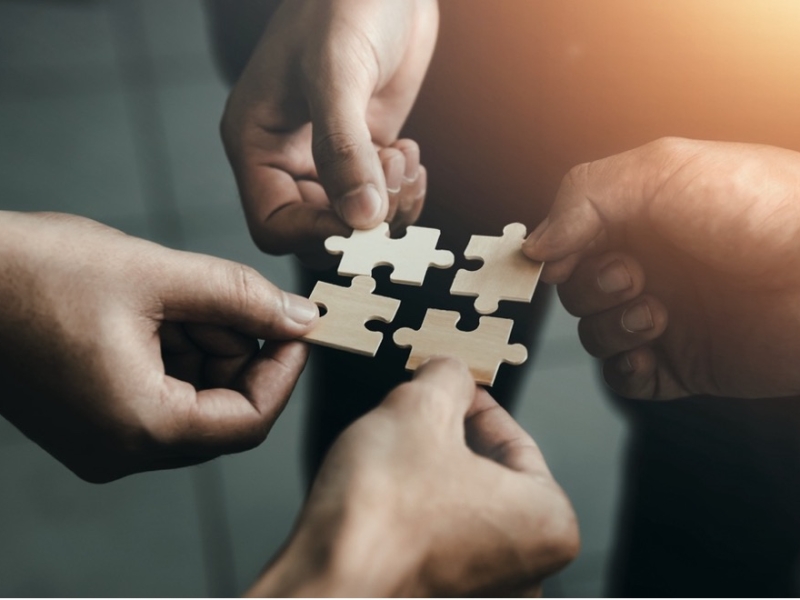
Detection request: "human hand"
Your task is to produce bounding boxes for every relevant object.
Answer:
[523,138,800,400]
[249,358,579,597]
[221,0,437,264]
[0,211,318,482]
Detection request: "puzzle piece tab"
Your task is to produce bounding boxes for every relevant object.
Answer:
[302,276,400,356]
[393,309,527,386]
[325,222,454,286]
[450,223,543,314]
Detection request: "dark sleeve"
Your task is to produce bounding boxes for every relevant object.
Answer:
[204,0,282,85]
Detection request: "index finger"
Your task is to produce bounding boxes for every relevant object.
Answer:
[465,389,550,476]
[521,138,693,282]
[234,145,351,255]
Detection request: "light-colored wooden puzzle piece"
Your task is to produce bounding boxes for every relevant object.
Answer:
[325,222,455,286]
[450,223,543,314]
[302,276,400,356]
[393,309,527,386]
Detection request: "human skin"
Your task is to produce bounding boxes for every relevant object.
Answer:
[0,211,318,482]
[248,357,579,597]
[220,0,438,264]
[523,138,800,400]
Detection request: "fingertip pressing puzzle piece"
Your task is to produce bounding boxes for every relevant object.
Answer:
[450,222,543,314]
[393,309,528,386]
[325,222,455,286]
[302,275,401,356]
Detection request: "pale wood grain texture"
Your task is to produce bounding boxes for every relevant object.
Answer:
[302,276,401,356]
[393,309,528,386]
[325,222,455,286]
[450,223,543,314]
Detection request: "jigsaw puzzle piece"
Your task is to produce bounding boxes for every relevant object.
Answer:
[450,222,543,314]
[324,222,454,286]
[302,275,400,356]
[393,309,527,386]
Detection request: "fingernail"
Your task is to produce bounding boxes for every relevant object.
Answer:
[618,353,635,374]
[621,302,653,333]
[597,260,632,294]
[340,184,383,226]
[385,155,404,193]
[283,292,318,325]
[524,217,550,249]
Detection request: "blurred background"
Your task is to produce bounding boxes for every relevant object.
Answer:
[0,0,626,595]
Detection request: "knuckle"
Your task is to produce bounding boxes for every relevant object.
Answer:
[227,263,263,316]
[563,162,591,192]
[313,131,362,171]
[412,380,448,404]
[539,500,581,569]
[647,136,695,164]
[390,380,452,420]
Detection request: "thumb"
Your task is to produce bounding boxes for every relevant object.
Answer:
[380,357,477,436]
[306,69,388,229]
[522,145,658,281]
[155,249,318,339]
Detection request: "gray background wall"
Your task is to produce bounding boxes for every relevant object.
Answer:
[0,1,627,595]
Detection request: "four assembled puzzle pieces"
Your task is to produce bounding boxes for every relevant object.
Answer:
[394,309,528,386]
[303,223,542,385]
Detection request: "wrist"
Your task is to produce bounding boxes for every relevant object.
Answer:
[247,499,423,597]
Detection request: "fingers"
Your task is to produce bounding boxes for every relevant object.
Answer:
[256,202,351,258]
[557,252,645,317]
[154,250,318,340]
[379,140,427,231]
[153,341,309,456]
[465,389,550,476]
[555,250,689,400]
[306,69,388,229]
[380,357,477,430]
[602,346,690,401]
[577,294,668,359]
[602,346,659,400]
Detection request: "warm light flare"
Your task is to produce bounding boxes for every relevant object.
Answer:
[404,0,800,230]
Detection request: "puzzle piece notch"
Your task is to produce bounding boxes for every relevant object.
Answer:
[393,309,527,386]
[302,275,400,357]
[325,222,455,286]
[450,222,543,314]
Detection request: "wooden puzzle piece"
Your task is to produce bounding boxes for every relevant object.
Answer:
[393,309,527,386]
[450,223,543,314]
[325,222,455,286]
[302,276,400,356]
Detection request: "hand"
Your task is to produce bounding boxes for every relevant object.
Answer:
[523,137,800,400]
[0,211,318,482]
[249,358,579,597]
[221,0,437,264]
